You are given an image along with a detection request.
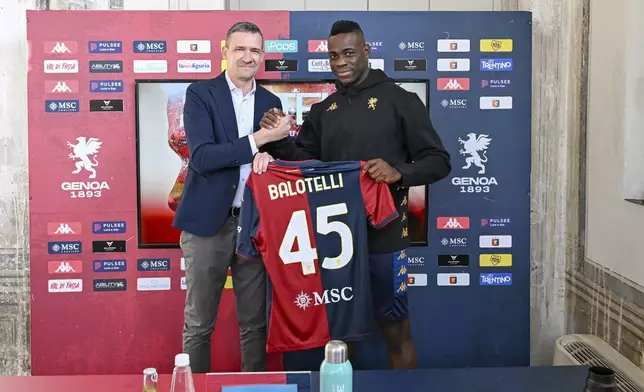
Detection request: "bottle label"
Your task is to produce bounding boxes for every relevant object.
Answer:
[332,385,345,392]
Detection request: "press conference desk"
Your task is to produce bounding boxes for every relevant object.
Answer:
[0,365,590,392]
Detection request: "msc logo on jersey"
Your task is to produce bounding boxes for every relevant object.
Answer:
[294,287,354,310]
[480,39,513,52]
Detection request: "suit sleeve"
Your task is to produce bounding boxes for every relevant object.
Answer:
[261,103,322,161]
[183,84,254,175]
[359,163,400,229]
[235,177,261,260]
[393,91,452,187]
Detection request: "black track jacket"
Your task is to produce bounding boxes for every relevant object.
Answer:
[262,69,451,253]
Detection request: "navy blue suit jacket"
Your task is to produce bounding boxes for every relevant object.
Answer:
[172,72,283,237]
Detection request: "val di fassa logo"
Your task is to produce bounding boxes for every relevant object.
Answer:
[48,279,82,293]
[453,133,497,193]
[62,137,109,199]
[293,287,354,310]
[44,60,79,74]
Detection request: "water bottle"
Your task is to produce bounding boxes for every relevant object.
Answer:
[170,353,196,392]
[584,366,617,392]
[142,367,158,392]
[320,340,353,392]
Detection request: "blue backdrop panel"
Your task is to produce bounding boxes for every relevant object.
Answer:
[282,11,532,370]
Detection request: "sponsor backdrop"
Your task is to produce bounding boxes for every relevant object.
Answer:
[27,10,531,375]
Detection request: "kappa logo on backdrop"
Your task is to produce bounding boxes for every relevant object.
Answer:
[437,78,470,91]
[46,80,79,94]
[437,217,470,229]
[88,41,123,53]
[62,136,110,199]
[44,41,78,54]
[452,133,497,194]
[48,260,83,274]
[308,40,328,53]
[47,222,82,235]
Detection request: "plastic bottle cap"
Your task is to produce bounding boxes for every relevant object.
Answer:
[175,353,190,367]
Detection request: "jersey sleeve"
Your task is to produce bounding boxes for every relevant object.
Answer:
[358,164,400,229]
[235,179,261,260]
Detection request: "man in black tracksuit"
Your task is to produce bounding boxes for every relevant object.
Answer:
[255,20,451,369]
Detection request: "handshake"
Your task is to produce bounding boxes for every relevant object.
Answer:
[253,108,293,148]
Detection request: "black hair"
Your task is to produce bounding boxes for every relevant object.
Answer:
[329,20,364,37]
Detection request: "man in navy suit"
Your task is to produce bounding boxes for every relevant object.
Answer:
[173,21,292,373]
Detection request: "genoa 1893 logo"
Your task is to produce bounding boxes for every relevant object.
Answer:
[452,133,498,194]
[61,136,110,199]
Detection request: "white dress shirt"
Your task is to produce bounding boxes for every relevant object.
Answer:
[225,71,259,208]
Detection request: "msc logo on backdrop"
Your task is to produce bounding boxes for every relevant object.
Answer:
[45,100,79,113]
[48,241,82,255]
[133,40,167,53]
[265,40,298,53]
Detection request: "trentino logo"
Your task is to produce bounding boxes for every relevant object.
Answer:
[480,273,513,286]
[480,58,513,72]
[133,40,167,53]
[264,40,298,53]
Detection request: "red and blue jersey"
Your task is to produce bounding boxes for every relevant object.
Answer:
[236,160,399,353]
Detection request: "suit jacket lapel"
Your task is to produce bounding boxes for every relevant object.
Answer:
[210,73,238,142]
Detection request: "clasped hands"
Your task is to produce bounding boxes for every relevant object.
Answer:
[253,108,402,184]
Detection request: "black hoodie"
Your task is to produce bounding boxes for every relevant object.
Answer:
[263,69,451,253]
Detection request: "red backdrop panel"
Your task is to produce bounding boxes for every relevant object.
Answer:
[27,10,289,375]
